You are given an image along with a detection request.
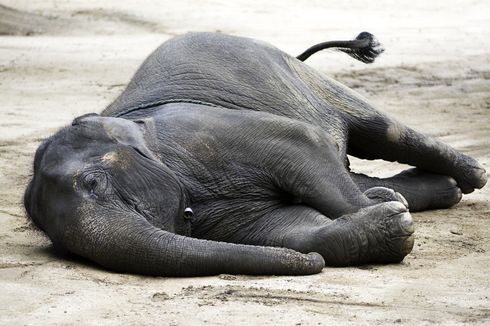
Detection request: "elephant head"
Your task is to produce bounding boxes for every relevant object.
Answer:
[24,113,324,276]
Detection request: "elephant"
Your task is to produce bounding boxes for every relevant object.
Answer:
[24,32,487,276]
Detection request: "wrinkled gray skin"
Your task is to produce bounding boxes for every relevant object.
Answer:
[24,33,487,276]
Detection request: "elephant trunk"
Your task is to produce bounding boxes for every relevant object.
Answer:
[62,205,324,276]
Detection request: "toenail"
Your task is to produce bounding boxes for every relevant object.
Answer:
[400,212,414,233]
[389,201,407,213]
[448,177,458,186]
[395,192,409,208]
[455,188,463,202]
[402,235,415,255]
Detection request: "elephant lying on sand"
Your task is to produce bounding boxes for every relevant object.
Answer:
[24,32,487,276]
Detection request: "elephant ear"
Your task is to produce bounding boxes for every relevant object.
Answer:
[101,117,159,161]
[71,114,157,161]
[61,203,325,276]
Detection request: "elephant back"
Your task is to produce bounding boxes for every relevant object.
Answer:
[102,33,326,120]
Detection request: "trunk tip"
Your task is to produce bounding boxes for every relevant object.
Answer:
[306,252,325,274]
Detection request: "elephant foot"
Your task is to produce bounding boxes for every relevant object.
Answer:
[453,154,488,194]
[322,201,414,266]
[364,186,408,207]
[392,168,463,211]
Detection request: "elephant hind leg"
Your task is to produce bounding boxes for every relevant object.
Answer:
[350,169,463,212]
[346,114,487,194]
[241,204,414,266]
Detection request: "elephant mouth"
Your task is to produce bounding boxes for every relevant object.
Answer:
[122,139,193,236]
[118,193,191,236]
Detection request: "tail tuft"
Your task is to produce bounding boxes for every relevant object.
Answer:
[340,32,384,64]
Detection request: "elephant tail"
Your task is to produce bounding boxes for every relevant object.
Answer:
[296,31,384,64]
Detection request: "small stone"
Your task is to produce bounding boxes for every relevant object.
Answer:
[219,274,237,280]
[151,292,170,301]
[450,229,463,235]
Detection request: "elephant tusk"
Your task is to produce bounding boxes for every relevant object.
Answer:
[183,207,194,220]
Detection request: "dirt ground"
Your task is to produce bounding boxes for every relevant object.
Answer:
[1,1,489,325]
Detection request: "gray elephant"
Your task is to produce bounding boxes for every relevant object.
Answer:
[24,32,487,276]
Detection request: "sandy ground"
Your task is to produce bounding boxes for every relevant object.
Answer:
[1,1,489,325]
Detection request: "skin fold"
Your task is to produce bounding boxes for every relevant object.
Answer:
[24,32,487,276]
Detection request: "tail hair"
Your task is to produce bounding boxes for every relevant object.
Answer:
[297,31,385,64]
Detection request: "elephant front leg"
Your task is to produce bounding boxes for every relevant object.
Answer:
[312,201,415,266]
[242,202,414,266]
[272,136,376,219]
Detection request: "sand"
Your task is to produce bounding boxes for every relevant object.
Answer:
[1,1,489,325]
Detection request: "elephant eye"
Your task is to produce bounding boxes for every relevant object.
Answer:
[82,171,108,197]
